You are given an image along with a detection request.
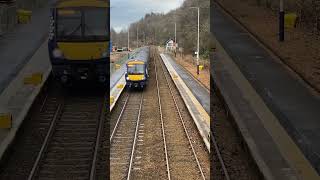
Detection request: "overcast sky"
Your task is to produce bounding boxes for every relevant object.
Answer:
[111,0,185,32]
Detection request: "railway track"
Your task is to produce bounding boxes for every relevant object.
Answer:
[155,49,208,179]
[27,91,107,179]
[170,53,230,178]
[110,91,144,180]
[167,49,256,179]
[211,87,262,180]
[0,82,108,179]
[110,47,209,180]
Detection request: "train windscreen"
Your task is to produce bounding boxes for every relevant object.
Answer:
[127,64,144,75]
[84,8,108,38]
[57,9,82,39]
[57,8,109,41]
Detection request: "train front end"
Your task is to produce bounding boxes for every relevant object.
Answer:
[125,60,148,89]
[48,0,109,85]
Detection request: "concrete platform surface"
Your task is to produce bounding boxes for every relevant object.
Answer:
[161,53,210,151]
[0,1,52,94]
[212,2,319,179]
[0,41,51,161]
[161,53,210,114]
[110,74,125,111]
[110,61,127,90]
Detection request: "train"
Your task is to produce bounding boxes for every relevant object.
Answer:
[125,47,150,89]
[48,0,109,85]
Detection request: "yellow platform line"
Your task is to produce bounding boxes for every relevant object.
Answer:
[110,75,126,111]
[0,113,12,128]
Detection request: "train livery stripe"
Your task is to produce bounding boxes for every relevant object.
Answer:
[127,61,145,65]
[56,0,109,8]
[57,42,108,60]
[128,75,145,81]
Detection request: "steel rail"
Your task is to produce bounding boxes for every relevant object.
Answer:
[158,54,206,180]
[39,93,49,113]
[154,52,172,180]
[27,100,64,180]
[110,94,130,142]
[212,131,230,180]
[90,94,108,180]
[126,93,144,180]
[161,52,230,179]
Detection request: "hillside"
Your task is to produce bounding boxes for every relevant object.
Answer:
[111,0,210,58]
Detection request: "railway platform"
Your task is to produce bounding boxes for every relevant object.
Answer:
[110,56,127,111]
[0,41,51,162]
[0,2,51,162]
[0,2,51,94]
[212,2,320,179]
[160,53,210,151]
[160,53,209,114]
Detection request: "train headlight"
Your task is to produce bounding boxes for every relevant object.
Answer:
[52,48,63,58]
[101,52,109,58]
[126,77,129,80]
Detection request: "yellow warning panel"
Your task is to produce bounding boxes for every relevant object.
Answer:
[117,84,124,89]
[24,73,43,85]
[199,65,204,71]
[17,9,32,24]
[115,64,121,70]
[110,96,114,105]
[173,74,178,79]
[285,13,297,28]
[0,113,12,129]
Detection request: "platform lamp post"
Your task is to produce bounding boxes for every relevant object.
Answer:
[190,6,200,75]
[127,26,130,59]
[175,22,177,44]
[174,12,177,45]
[175,22,177,57]
[136,25,139,48]
[174,14,177,57]
[127,26,130,50]
[171,10,178,57]
[279,0,285,41]
[143,31,145,46]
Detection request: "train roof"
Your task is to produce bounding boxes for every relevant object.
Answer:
[127,60,145,65]
[55,0,109,8]
[129,47,149,63]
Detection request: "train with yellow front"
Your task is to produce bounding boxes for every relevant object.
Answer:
[48,0,109,85]
[125,47,149,89]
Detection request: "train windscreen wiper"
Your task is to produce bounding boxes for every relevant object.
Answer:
[65,24,81,36]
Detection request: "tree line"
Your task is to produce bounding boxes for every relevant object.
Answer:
[111,0,210,58]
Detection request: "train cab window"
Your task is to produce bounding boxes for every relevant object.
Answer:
[127,64,144,75]
[56,8,109,41]
[84,8,108,39]
[57,9,82,39]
